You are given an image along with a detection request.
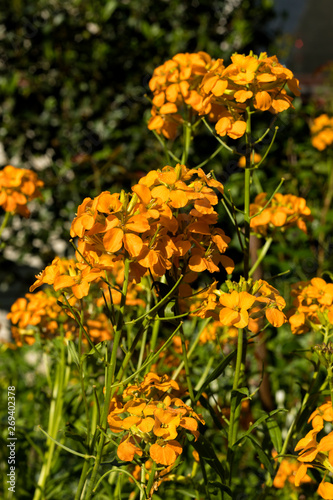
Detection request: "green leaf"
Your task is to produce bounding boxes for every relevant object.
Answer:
[208,481,232,497]
[246,435,274,476]
[191,434,226,482]
[266,415,282,453]
[67,340,80,368]
[195,349,236,402]
[234,409,285,446]
[175,489,198,499]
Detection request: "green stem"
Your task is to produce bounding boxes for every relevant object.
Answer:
[84,258,130,499]
[171,318,211,381]
[202,117,234,153]
[243,108,252,280]
[179,326,195,403]
[33,333,70,500]
[228,329,245,448]
[0,210,11,250]
[249,237,273,277]
[181,122,192,165]
[228,329,246,485]
[194,144,224,169]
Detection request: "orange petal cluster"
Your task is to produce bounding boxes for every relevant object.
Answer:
[7,289,113,346]
[108,372,204,466]
[288,278,333,335]
[250,192,312,236]
[148,52,213,139]
[272,451,312,489]
[191,278,287,330]
[0,165,44,216]
[50,164,234,296]
[148,52,300,140]
[29,256,105,300]
[310,114,333,151]
[295,401,333,498]
[199,52,300,139]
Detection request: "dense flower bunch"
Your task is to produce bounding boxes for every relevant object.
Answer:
[272,451,311,489]
[250,192,312,236]
[7,289,113,345]
[148,52,300,140]
[0,165,44,216]
[30,164,233,299]
[294,401,333,498]
[8,290,114,347]
[30,257,105,299]
[148,52,214,139]
[310,114,333,151]
[199,52,300,139]
[192,277,287,329]
[108,372,204,467]
[288,278,333,335]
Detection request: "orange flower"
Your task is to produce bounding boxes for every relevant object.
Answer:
[0,165,43,216]
[199,52,300,139]
[149,440,183,466]
[108,372,204,467]
[30,257,104,299]
[117,435,143,461]
[219,291,256,328]
[148,52,213,139]
[310,114,333,151]
[318,481,333,499]
[288,278,333,335]
[250,192,312,236]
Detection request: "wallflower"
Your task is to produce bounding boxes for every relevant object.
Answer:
[7,289,113,345]
[288,278,333,335]
[250,192,312,236]
[148,52,213,139]
[294,401,333,499]
[238,152,262,168]
[272,451,312,488]
[191,277,287,329]
[199,52,300,139]
[0,165,44,216]
[310,114,333,151]
[30,257,104,299]
[108,372,204,467]
[67,163,233,289]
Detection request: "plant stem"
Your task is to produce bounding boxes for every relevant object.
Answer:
[179,326,195,403]
[243,107,252,280]
[33,334,70,500]
[181,122,192,165]
[227,329,246,485]
[84,258,130,499]
[249,237,273,277]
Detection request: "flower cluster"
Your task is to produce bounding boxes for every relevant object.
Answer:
[31,165,233,299]
[310,114,333,151]
[288,278,333,335]
[108,372,204,467]
[294,401,333,498]
[30,257,105,299]
[148,52,300,140]
[7,289,113,346]
[250,192,312,236]
[272,451,311,489]
[192,277,287,330]
[0,165,44,216]
[148,52,213,139]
